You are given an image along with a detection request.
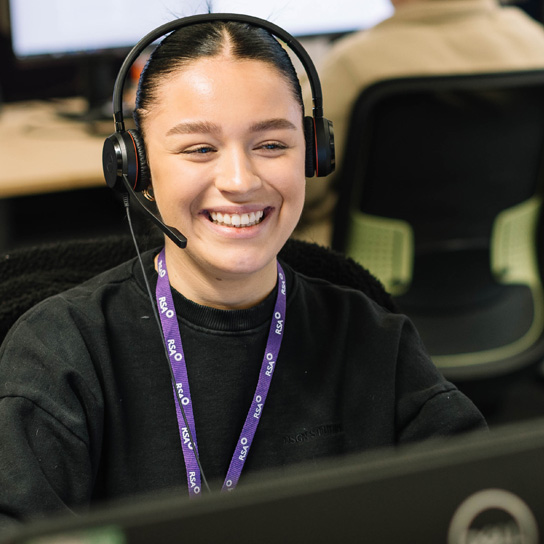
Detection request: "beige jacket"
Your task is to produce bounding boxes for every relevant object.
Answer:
[296,0,544,246]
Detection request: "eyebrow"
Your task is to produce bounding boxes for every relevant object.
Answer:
[165,118,297,137]
[249,118,298,132]
[166,121,220,137]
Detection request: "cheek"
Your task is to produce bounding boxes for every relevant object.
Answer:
[294,179,306,216]
[148,162,191,220]
[287,157,307,204]
[148,152,201,198]
[280,170,306,217]
[291,162,307,218]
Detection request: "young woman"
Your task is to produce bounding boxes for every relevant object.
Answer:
[0,15,486,529]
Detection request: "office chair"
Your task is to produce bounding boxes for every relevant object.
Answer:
[0,234,396,344]
[332,70,544,390]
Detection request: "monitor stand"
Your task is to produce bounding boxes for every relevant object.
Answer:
[58,57,120,124]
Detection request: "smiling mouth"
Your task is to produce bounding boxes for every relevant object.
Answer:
[208,210,267,228]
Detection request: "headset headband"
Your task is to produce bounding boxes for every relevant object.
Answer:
[103,9,335,223]
[111,12,325,133]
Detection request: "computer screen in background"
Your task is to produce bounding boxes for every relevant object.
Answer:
[9,0,393,59]
[6,0,393,116]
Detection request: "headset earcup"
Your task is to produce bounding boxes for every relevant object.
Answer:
[127,129,151,192]
[304,116,316,178]
[313,117,335,178]
[103,133,127,193]
[102,130,148,193]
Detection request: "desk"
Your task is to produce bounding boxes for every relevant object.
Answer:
[0,99,107,199]
[0,100,131,249]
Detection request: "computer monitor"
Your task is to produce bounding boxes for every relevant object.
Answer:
[2,418,544,544]
[4,0,393,113]
[9,0,393,59]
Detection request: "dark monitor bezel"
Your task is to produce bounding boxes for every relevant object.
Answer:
[3,418,544,544]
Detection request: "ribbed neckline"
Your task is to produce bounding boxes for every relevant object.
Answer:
[132,248,289,333]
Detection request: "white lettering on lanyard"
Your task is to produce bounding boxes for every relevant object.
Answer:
[253,395,263,419]
[274,311,283,335]
[238,437,249,461]
[280,273,286,295]
[176,383,190,406]
[168,338,183,362]
[158,296,174,319]
[158,258,166,278]
[188,471,200,494]
[265,352,276,377]
[181,426,194,450]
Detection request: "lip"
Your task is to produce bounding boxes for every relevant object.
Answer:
[204,204,269,214]
[200,206,274,237]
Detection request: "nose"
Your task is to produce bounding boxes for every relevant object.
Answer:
[214,146,262,197]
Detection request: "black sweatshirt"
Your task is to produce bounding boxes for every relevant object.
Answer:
[0,250,486,529]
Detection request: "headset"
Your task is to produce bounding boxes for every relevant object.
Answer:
[102,13,335,248]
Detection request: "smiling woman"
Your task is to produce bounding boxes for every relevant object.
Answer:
[133,20,308,309]
[0,13,487,531]
[142,54,306,308]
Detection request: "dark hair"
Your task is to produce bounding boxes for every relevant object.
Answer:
[134,21,304,132]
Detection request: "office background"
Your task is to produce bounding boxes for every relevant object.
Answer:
[0,0,398,249]
[2,0,544,413]
[4,3,544,541]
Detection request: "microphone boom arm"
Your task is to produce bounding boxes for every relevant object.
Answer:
[122,175,187,249]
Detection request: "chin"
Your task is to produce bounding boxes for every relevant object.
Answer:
[206,243,279,278]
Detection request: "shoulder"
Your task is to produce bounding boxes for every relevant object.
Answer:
[1,251,151,348]
[288,265,389,312]
[0,236,161,341]
[279,239,396,312]
[280,255,438,374]
[278,240,409,350]
[320,13,410,61]
[283,259,409,343]
[0,251,152,416]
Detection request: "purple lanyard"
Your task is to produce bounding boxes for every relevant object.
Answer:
[155,248,286,497]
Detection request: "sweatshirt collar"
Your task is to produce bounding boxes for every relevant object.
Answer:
[133,247,293,333]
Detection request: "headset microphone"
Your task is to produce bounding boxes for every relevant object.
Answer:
[102,134,188,248]
[123,175,187,249]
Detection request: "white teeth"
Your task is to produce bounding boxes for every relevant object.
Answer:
[209,210,265,227]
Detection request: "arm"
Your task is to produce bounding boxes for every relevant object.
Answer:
[0,303,103,531]
[393,317,488,443]
[0,398,94,531]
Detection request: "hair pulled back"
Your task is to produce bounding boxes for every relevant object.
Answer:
[134,21,303,131]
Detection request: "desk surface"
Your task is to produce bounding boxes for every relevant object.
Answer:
[0,99,109,199]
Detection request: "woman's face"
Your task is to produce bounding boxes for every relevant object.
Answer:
[142,55,306,284]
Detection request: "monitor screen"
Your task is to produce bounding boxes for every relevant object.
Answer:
[3,418,544,544]
[9,0,394,60]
